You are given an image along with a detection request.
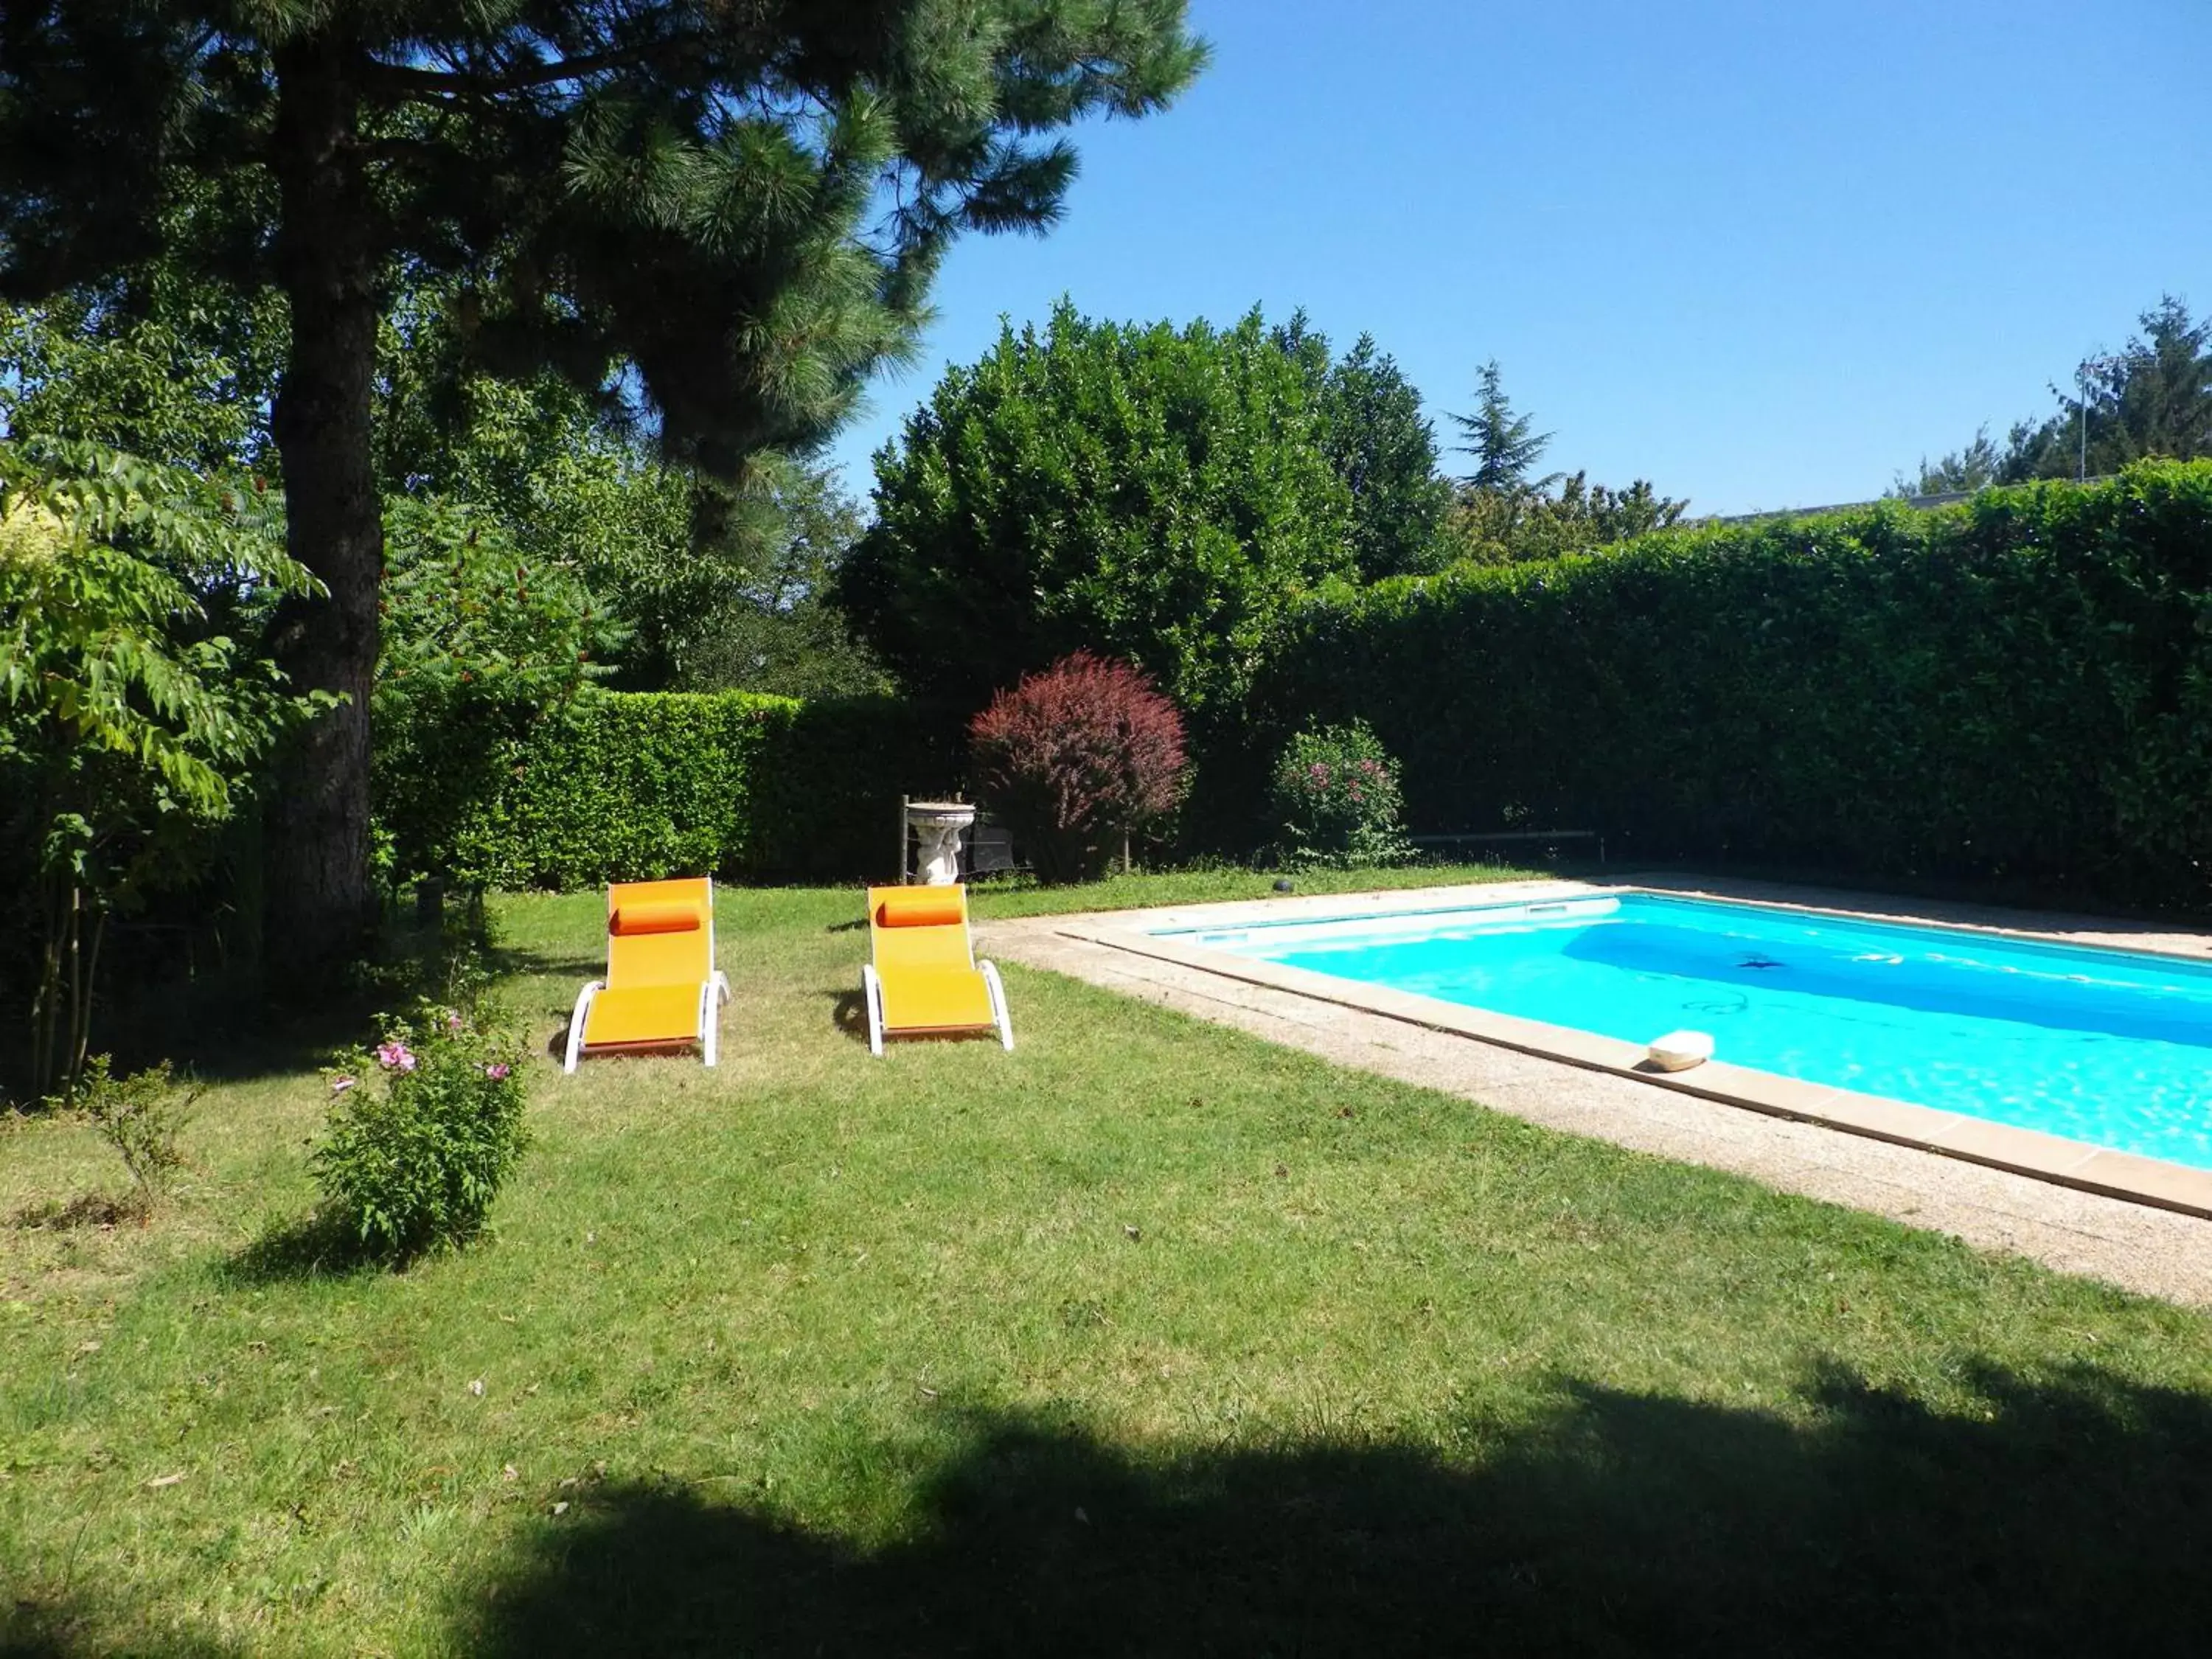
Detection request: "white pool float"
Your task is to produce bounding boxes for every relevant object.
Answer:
[1646,1029,1714,1072]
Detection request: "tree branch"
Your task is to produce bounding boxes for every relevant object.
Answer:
[358,46,655,103]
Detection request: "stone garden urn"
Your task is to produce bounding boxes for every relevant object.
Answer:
[905,800,978,886]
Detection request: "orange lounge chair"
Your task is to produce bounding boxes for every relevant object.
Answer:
[860,884,1013,1057]
[564,877,731,1074]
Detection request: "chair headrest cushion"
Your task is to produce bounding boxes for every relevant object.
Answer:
[875,887,966,928]
[611,900,703,936]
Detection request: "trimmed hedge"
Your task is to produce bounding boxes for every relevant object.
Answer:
[751,696,968,883]
[1253,462,2212,905]
[378,691,963,890]
[381,463,2212,903]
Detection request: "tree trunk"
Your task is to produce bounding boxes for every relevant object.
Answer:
[263,35,382,981]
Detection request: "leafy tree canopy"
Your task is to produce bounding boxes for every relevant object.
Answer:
[672,459,888,699]
[4,241,880,700]
[1893,427,2005,498]
[0,201,284,478]
[1444,471,1690,565]
[0,438,326,1093]
[368,279,703,681]
[1,1,1208,465]
[838,301,1356,714]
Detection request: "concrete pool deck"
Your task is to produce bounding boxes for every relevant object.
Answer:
[981,875,2212,1307]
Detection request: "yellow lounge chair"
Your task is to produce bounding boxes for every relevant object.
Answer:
[564,877,731,1074]
[860,885,1013,1057]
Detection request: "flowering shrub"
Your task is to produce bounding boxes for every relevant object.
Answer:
[969,653,1189,883]
[1270,720,1413,869]
[314,1002,530,1259]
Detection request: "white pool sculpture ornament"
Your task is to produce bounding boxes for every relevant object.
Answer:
[906,800,978,886]
[1645,1029,1715,1072]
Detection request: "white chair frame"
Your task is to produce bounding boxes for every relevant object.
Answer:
[860,958,1013,1057]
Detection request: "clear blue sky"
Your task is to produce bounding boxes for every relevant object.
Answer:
[827,0,2212,517]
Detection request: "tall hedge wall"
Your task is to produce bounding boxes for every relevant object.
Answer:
[377,691,964,890]
[1253,462,2212,905]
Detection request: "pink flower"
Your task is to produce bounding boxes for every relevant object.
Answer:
[445,1009,465,1034]
[375,1040,417,1073]
[483,1062,511,1081]
[330,1075,357,1094]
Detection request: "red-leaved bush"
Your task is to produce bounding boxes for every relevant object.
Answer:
[969,653,1189,883]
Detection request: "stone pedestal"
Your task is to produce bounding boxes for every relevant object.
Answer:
[905,801,978,886]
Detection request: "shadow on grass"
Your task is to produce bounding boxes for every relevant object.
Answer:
[162,908,512,1087]
[0,1601,237,1659]
[461,1362,2212,1658]
[6,1190,148,1231]
[826,987,869,1043]
[218,1206,507,1285]
[90,984,380,1091]
[215,1210,386,1287]
[485,943,602,987]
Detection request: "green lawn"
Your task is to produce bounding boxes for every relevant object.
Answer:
[5,874,2212,1655]
[959,858,1565,918]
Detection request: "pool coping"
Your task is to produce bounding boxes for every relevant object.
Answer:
[1039,877,2212,1224]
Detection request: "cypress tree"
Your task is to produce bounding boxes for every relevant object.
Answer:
[1321,333,1453,580]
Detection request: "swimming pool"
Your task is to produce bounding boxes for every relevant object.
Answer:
[1157,893,2212,1171]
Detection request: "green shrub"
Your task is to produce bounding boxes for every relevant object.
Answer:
[71,1054,199,1217]
[315,1004,530,1259]
[1253,461,2212,905]
[1270,720,1413,869]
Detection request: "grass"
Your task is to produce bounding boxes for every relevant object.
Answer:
[5,869,2212,1655]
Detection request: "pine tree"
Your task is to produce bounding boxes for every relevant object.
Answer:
[0,1,1205,972]
[1449,360,1557,495]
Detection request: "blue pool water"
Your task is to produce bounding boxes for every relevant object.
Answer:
[1162,894,2212,1169]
